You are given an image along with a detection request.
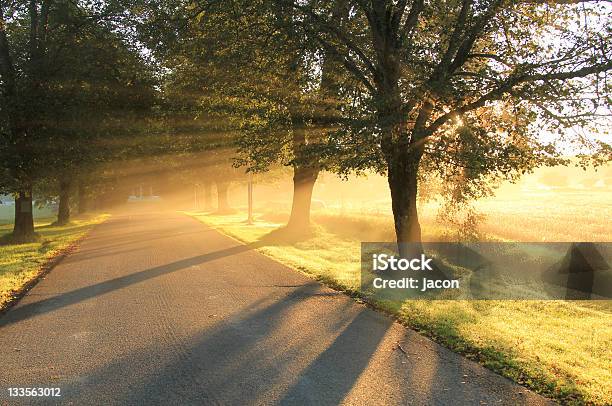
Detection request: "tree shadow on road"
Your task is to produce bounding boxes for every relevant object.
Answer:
[0,241,266,327]
[55,284,396,405]
[0,235,545,404]
[1,215,332,327]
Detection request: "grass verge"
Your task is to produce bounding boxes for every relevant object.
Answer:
[0,213,110,310]
[186,210,611,406]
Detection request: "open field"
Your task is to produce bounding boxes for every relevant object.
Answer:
[0,214,110,309]
[475,190,612,243]
[0,204,56,225]
[226,164,612,243]
[186,183,612,405]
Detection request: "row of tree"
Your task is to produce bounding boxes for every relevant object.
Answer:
[1,0,610,248]
[0,0,159,241]
[141,0,610,251]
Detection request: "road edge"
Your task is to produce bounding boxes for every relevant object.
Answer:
[0,217,110,315]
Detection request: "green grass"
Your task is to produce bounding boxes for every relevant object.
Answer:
[0,213,110,309]
[186,209,612,406]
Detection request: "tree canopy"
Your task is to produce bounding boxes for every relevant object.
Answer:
[1,0,609,247]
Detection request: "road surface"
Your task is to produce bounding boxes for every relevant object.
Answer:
[0,207,554,405]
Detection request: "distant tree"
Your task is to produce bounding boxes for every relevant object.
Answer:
[155,67,244,212]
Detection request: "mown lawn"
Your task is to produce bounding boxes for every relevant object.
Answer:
[0,214,110,309]
[186,210,612,406]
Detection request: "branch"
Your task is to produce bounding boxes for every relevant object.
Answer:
[398,0,424,45]
[390,0,409,34]
[524,61,612,82]
[278,0,377,77]
[313,36,375,94]
[447,0,505,75]
[425,60,612,136]
[466,53,508,65]
[453,70,501,84]
[438,0,472,74]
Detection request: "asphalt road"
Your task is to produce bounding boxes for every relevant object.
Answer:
[0,207,555,405]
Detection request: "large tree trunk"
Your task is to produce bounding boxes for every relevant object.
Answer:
[12,187,35,242]
[283,5,341,232]
[375,51,423,255]
[78,181,88,214]
[388,151,451,283]
[56,177,72,225]
[215,181,231,213]
[287,165,319,231]
[388,151,423,257]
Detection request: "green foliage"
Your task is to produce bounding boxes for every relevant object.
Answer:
[0,0,158,199]
[140,0,352,176]
[2,0,610,240]
[284,0,611,197]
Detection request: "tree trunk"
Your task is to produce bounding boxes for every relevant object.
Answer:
[247,174,253,224]
[57,177,72,225]
[12,187,35,242]
[287,165,319,231]
[388,152,423,257]
[203,182,213,210]
[78,181,88,214]
[215,181,231,213]
[376,57,422,255]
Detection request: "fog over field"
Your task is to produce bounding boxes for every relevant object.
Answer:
[204,162,612,243]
